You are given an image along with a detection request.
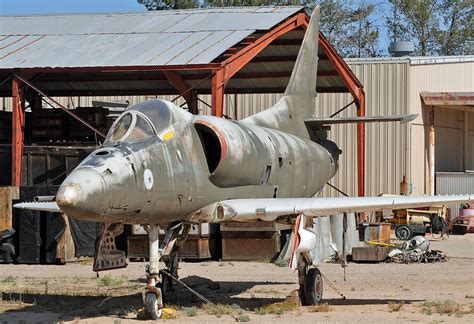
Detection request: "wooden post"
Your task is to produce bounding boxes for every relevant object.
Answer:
[11,78,25,187]
[56,214,76,263]
[0,186,19,231]
[428,107,435,195]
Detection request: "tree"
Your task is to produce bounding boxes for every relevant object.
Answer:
[316,1,381,57]
[388,0,443,56]
[345,2,381,57]
[436,0,473,55]
[137,0,198,10]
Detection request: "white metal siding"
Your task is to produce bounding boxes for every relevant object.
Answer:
[436,172,474,218]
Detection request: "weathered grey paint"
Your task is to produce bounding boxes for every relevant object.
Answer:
[55,8,336,225]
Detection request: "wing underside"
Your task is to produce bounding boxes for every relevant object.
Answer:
[188,195,473,223]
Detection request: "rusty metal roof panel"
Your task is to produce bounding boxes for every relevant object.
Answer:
[0,6,304,69]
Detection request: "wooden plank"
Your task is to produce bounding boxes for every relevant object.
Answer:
[222,231,280,261]
[0,186,19,232]
[56,214,76,263]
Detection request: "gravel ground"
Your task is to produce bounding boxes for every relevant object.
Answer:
[0,234,473,323]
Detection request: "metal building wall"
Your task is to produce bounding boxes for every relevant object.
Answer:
[436,172,474,218]
[408,61,474,195]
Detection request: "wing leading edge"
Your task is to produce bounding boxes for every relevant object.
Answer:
[14,201,60,212]
[188,195,473,223]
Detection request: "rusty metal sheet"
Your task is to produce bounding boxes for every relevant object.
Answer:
[0,7,303,69]
[420,92,474,107]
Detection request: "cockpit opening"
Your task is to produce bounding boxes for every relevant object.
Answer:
[105,112,156,144]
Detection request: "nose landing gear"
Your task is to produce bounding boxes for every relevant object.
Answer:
[143,223,190,320]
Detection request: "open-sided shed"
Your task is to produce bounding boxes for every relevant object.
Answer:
[0,6,366,195]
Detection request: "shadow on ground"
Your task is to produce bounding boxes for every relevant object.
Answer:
[0,275,425,321]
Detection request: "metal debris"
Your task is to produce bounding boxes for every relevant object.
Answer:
[386,235,446,263]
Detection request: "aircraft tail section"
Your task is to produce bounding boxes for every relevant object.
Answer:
[241,7,320,139]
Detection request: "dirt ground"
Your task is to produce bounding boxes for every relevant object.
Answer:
[1,234,473,323]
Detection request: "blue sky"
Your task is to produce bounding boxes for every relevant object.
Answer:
[0,0,146,15]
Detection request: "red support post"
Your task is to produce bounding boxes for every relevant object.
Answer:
[12,77,25,187]
[357,90,366,198]
[162,71,199,115]
[211,69,225,117]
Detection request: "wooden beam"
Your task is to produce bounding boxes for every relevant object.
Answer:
[163,71,198,115]
[12,77,25,187]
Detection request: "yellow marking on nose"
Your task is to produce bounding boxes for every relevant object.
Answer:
[163,131,175,141]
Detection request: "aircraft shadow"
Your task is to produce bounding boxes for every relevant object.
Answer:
[0,276,290,321]
[326,298,425,306]
[0,276,425,321]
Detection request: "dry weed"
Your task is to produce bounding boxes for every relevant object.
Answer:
[307,303,332,313]
[202,303,243,318]
[255,300,298,315]
[422,300,462,315]
[388,301,404,312]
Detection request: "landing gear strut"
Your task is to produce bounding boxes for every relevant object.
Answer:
[143,223,190,320]
[297,253,323,305]
[292,214,323,306]
[144,225,163,320]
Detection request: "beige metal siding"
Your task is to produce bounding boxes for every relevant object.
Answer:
[317,61,410,197]
[409,62,474,194]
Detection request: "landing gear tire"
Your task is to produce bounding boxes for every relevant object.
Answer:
[304,268,323,305]
[395,225,412,240]
[144,292,163,320]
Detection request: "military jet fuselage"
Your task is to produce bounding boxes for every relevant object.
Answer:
[56,99,337,226]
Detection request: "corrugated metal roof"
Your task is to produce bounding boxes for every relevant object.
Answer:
[0,6,304,68]
[345,55,474,65]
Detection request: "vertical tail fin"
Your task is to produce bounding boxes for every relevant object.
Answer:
[284,7,319,98]
[242,7,320,139]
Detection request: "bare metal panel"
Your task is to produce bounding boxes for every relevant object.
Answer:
[409,61,474,194]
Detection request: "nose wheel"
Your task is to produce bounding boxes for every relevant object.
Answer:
[144,291,163,320]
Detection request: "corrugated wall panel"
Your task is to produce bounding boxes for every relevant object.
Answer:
[317,61,409,197]
[409,62,474,194]
[436,172,474,218]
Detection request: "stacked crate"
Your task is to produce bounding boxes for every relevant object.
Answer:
[220,222,290,261]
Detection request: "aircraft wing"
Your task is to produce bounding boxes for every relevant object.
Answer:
[13,201,60,212]
[189,195,473,223]
[305,114,417,127]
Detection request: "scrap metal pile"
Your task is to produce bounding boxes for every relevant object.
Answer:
[386,236,446,263]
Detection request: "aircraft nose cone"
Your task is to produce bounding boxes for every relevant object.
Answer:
[57,168,108,219]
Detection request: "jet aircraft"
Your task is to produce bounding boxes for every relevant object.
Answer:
[15,7,473,320]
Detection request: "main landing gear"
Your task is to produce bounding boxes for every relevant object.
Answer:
[297,253,323,305]
[143,223,190,320]
[293,214,323,306]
